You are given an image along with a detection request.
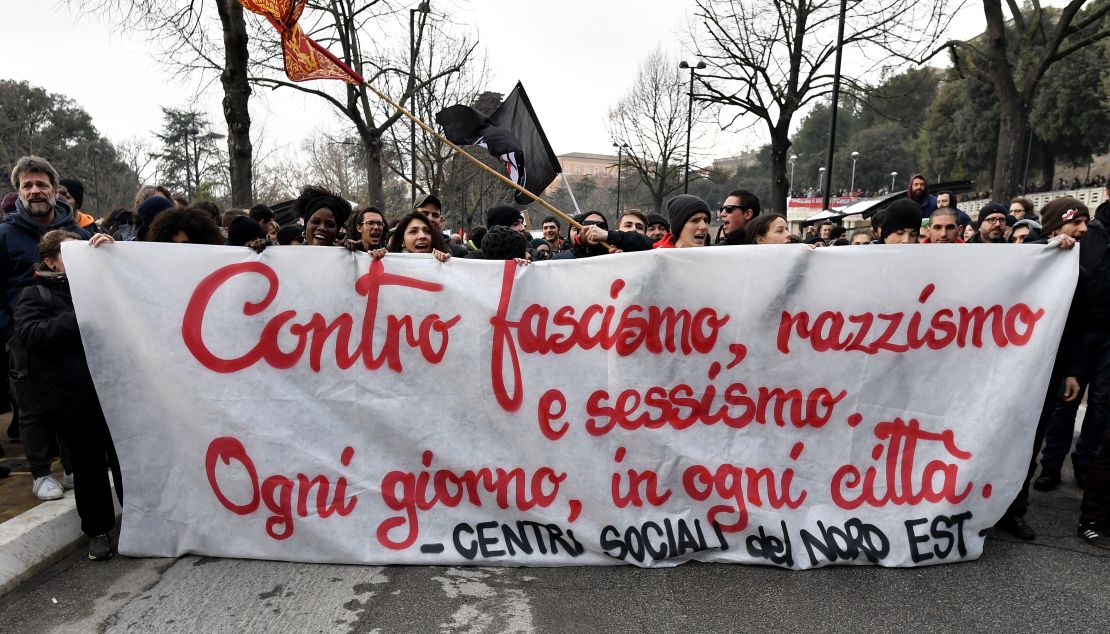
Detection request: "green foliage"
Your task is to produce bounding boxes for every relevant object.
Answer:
[918,76,1000,186]
[0,79,139,214]
[154,108,226,202]
[1031,41,1110,166]
[785,69,940,195]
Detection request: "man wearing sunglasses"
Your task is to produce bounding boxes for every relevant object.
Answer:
[718,189,759,246]
[416,194,468,257]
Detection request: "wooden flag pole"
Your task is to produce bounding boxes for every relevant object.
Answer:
[305,39,607,247]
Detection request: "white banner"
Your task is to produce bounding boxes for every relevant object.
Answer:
[64,242,1076,569]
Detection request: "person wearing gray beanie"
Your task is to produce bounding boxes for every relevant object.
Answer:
[655,194,712,248]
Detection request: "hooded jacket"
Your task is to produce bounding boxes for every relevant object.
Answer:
[0,199,91,335]
[907,173,938,218]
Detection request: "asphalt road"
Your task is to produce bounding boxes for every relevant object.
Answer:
[2,470,1108,634]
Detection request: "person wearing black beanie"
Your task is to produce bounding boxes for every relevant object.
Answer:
[480,225,529,260]
[878,199,922,244]
[276,224,305,246]
[486,205,525,231]
[227,214,268,247]
[645,214,669,242]
[58,178,84,209]
[58,178,100,233]
[137,195,175,241]
[654,194,711,248]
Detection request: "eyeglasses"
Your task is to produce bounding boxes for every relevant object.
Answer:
[582,220,606,227]
[428,212,443,219]
[720,205,744,213]
[358,221,385,228]
[983,217,1007,225]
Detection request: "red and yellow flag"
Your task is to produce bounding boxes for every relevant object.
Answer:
[239,0,364,84]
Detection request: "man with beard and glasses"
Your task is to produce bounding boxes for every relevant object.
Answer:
[968,202,1009,243]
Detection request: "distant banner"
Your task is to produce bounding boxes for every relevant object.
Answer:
[788,196,858,209]
[65,242,1076,569]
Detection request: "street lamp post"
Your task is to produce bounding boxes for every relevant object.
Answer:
[90,148,101,217]
[678,60,705,194]
[613,142,623,214]
[409,1,431,206]
[818,166,827,192]
[789,154,797,199]
[890,171,898,192]
[850,151,859,195]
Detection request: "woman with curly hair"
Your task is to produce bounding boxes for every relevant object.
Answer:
[146,206,225,245]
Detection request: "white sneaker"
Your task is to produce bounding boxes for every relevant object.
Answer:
[32,475,64,501]
[62,472,74,490]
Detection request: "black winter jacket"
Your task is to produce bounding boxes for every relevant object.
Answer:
[1076,202,1110,334]
[0,200,91,335]
[9,272,99,416]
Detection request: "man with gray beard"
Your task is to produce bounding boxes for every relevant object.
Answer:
[0,156,91,500]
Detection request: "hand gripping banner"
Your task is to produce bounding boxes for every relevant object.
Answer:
[65,243,1077,569]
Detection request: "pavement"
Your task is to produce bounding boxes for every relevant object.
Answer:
[0,411,92,597]
[1,410,1109,632]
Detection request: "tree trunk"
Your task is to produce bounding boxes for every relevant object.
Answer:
[769,127,791,214]
[991,95,1027,202]
[363,131,385,207]
[1038,141,1055,191]
[217,0,253,207]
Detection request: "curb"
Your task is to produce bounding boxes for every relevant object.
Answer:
[0,491,84,598]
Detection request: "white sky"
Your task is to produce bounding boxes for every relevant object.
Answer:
[2,0,992,166]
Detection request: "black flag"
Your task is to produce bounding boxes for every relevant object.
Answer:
[436,82,561,206]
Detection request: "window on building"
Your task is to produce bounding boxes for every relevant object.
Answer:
[575,165,580,175]
[593,167,599,177]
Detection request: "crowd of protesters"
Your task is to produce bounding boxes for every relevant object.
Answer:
[0,156,1108,562]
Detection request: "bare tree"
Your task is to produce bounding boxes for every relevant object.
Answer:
[244,1,477,207]
[379,27,491,206]
[692,0,957,213]
[606,50,694,214]
[81,0,254,206]
[298,133,368,202]
[929,1,1110,201]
